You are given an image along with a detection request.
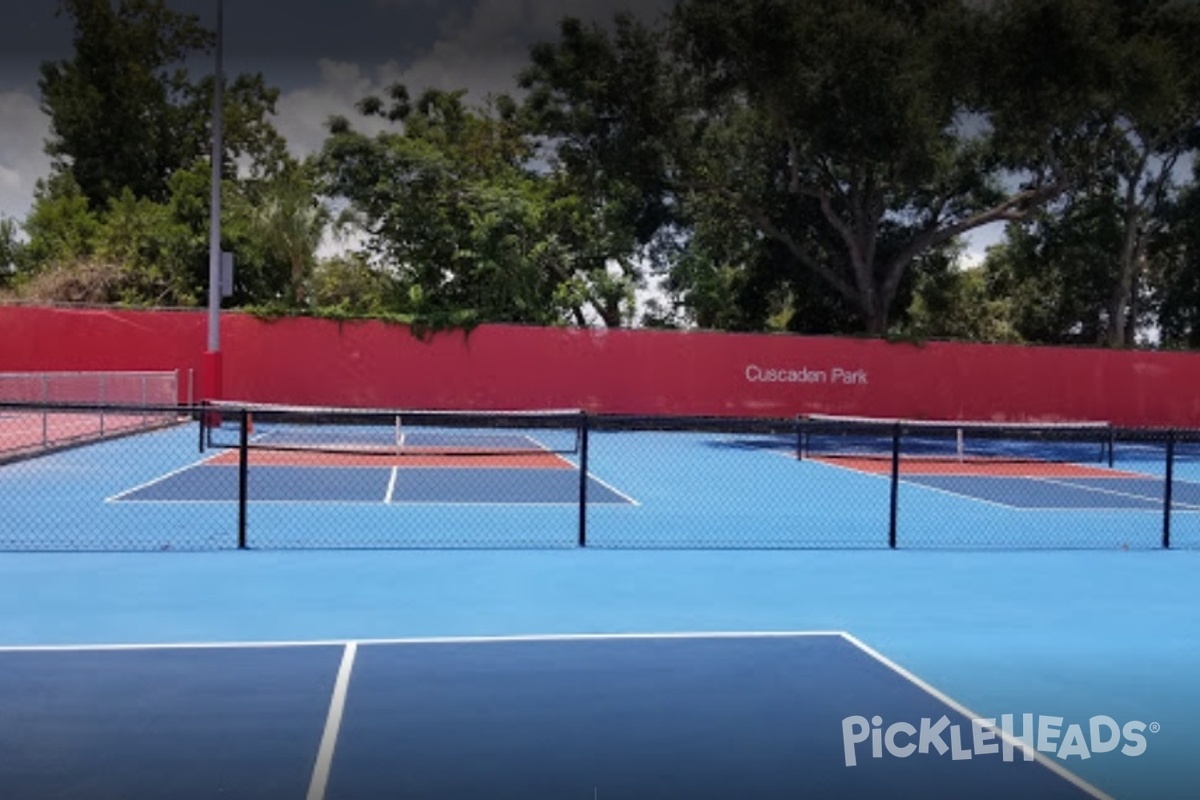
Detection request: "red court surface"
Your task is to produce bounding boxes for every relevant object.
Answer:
[0,412,173,458]
[204,449,574,470]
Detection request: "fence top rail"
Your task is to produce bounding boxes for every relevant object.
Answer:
[801,413,1112,431]
[0,401,187,415]
[0,371,177,377]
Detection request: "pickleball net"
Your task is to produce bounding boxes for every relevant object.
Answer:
[799,414,1115,466]
[200,401,586,458]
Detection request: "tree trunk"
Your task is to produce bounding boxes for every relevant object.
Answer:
[860,288,889,336]
[1105,215,1145,348]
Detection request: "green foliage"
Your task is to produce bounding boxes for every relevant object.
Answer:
[238,163,330,307]
[904,261,1022,344]
[319,87,601,330]
[20,172,101,267]
[1152,173,1200,348]
[39,0,291,208]
[0,217,27,287]
[10,0,1200,350]
[983,194,1127,345]
[39,0,214,207]
[519,0,1078,335]
[308,254,404,317]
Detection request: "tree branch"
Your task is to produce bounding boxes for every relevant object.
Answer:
[880,183,1066,305]
[736,193,860,305]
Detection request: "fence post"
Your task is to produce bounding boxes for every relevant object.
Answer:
[238,408,249,550]
[1163,430,1176,550]
[577,411,589,548]
[198,401,208,453]
[889,422,901,549]
[41,375,48,448]
[99,373,107,435]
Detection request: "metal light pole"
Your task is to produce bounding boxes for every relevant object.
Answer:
[203,0,224,402]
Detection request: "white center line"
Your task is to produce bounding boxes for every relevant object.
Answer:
[384,467,398,504]
[306,642,358,800]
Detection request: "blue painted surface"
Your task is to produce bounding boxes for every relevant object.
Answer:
[1,422,1200,797]
[117,465,394,503]
[1058,477,1200,507]
[0,637,1101,800]
[386,467,630,505]
[331,636,1097,800]
[0,646,341,800]
[0,549,1197,798]
[901,475,1163,510]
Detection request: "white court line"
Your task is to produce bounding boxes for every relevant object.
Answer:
[103,453,226,503]
[839,633,1114,800]
[0,630,848,653]
[802,458,1200,513]
[801,458,1022,511]
[1031,476,1200,511]
[518,430,636,503]
[384,467,398,504]
[580,471,641,507]
[554,454,642,507]
[0,628,1122,799]
[306,642,357,800]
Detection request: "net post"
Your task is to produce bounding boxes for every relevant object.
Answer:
[1107,426,1116,468]
[888,422,901,549]
[1163,430,1176,550]
[795,415,805,460]
[198,401,207,453]
[577,410,589,548]
[238,408,249,550]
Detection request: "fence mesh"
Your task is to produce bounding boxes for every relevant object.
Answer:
[0,403,1197,551]
[0,372,180,460]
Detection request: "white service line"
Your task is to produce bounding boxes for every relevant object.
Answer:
[839,633,1114,800]
[306,642,358,800]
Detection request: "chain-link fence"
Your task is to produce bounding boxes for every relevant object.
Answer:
[0,372,183,461]
[1,402,1197,551]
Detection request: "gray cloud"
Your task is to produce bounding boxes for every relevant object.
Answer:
[0,89,51,225]
[0,0,675,224]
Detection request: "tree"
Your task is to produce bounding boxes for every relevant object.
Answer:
[20,172,101,268]
[23,1,297,309]
[320,86,599,328]
[241,164,330,307]
[0,218,25,284]
[521,1,1162,335]
[903,250,1022,344]
[1152,167,1200,348]
[40,0,291,210]
[520,14,680,327]
[40,0,212,207]
[308,253,405,318]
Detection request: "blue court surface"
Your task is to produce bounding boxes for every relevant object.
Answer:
[3,420,1200,798]
[0,633,1114,800]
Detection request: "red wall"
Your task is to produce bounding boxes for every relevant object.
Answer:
[4,305,1200,427]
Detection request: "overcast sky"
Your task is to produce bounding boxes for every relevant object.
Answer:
[0,0,676,228]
